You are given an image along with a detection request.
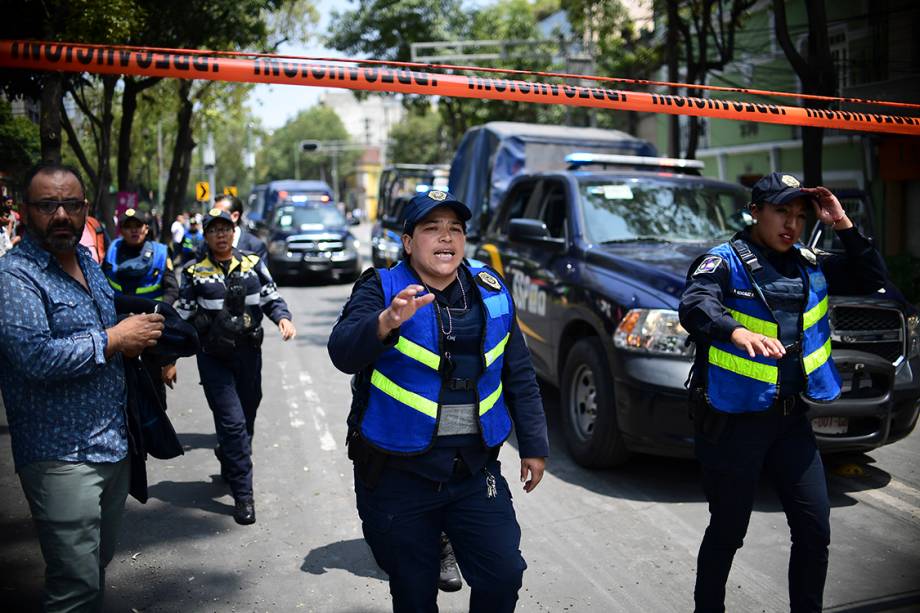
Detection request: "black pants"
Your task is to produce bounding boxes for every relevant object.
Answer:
[197,349,263,501]
[355,460,526,613]
[694,409,830,613]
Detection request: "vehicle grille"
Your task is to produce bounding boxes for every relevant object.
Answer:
[288,239,344,256]
[829,305,904,364]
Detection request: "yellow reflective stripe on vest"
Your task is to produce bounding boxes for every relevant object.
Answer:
[802,296,828,331]
[708,345,778,384]
[484,333,510,367]
[728,309,777,339]
[370,370,438,418]
[107,278,123,291]
[394,336,441,370]
[803,338,832,374]
[479,382,503,415]
[136,283,162,295]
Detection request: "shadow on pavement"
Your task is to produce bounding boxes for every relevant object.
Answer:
[144,478,235,517]
[300,537,386,581]
[173,431,218,452]
[824,589,920,613]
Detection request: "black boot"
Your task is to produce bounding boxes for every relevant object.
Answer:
[438,533,462,592]
[233,498,255,525]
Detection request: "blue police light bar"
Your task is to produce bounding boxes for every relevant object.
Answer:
[415,184,431,192]
[565,152,705,172]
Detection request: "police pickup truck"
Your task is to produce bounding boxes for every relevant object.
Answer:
[472,153,920,467]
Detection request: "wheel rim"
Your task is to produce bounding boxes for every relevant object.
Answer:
[568,363,597,441]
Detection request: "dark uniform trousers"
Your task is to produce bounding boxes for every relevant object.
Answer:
[197,348,263,499]
[694,406,830,613]
[355,459,526,613]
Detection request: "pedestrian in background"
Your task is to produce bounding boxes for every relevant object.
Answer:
[679,172,889,613]
[176,207,296,525]
[0,194,17,257]
[0,162,164,612]
[210,194,268,259]
[103,207,179,407]
[328,190,548,613]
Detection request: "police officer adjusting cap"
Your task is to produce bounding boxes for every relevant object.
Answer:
[202,207,234,231]
[118,208,150,226]
[402,190,472,235]
[750,172,814,207]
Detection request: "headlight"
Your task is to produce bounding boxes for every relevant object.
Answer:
[344,235,357,252]
[907,314,919,359]
[613,308,694,357]
[268,240,287,256]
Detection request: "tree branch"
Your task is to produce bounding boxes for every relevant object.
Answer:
[773,0,812,80]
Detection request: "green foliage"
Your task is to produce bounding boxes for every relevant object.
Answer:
[0,100,41,181]
[327,0,570,147]
[387,112,452,165]
[256,105,358,183]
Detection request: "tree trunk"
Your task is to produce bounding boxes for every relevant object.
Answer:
[40,73,63,163]
[118,77,161,191]
[162,81,196,243]
[93,75,118,229]
[686,116,700,160]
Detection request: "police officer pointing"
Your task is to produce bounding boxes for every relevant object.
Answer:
[328,190,548,613]
[176,208,296,525]
[679,173,888,612]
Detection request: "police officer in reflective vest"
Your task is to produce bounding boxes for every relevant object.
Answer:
[104,207,179,406]
[179,217,204,265]
[328,190,548,613]
[176,208,296,525]
[679,173,888,613]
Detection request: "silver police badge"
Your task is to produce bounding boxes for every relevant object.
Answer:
[209,207,223,216]
[428,190,448,201]
[781,175,800,188]
[477,271,501,290]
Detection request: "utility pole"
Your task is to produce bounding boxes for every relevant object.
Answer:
[203,133,216,209]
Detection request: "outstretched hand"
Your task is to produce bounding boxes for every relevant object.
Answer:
[730,327,785,359]
[377,284,436,340]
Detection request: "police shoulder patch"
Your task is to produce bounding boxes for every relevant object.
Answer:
[476,270,502,291]
[692,255,723,276]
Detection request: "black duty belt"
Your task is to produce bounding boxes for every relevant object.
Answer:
[769,395,804,416]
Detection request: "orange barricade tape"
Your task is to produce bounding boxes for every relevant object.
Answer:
[2,41,918,136]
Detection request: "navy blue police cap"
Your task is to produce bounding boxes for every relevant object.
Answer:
[118,208,150,226]
[202,207,234,231]
[750,172,814,207]
[402,190,472,235]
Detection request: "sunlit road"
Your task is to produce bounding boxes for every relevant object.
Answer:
[2,226,919,612]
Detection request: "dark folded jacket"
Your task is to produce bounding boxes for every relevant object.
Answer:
[115,296,200,503]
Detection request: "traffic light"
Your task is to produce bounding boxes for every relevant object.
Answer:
[301,140,320,151]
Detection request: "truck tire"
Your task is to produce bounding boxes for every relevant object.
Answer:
[561,337,630,468]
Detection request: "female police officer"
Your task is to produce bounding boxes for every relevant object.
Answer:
[679,172,888,612]
[328,190,548,613]
[176,208,296,525]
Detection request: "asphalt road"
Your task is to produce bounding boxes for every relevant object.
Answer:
[2,227,919,612]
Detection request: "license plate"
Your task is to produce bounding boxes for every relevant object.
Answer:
[812,416,848,435]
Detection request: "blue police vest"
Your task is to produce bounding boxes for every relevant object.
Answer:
[705,241,841,413]
[104,239,169,300]
[361,261,514,454]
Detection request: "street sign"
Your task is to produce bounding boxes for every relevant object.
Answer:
[223,186,238,197]
[196,181,210,202]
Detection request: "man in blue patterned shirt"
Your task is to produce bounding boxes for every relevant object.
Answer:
[0,163,165,612]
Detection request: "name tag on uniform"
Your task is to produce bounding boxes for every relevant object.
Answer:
[730,288,755,299]
[483,294,510,319]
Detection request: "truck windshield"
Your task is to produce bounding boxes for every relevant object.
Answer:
[273,206,345,229]
[578,178,748,244]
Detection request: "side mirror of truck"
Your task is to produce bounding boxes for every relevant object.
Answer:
[508,219,565,249]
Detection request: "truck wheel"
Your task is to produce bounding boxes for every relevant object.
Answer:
[561,337,630,468]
